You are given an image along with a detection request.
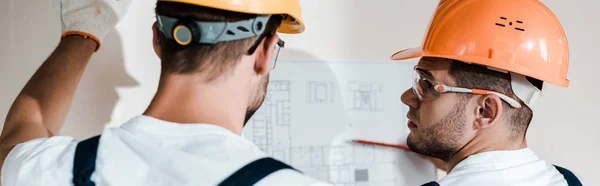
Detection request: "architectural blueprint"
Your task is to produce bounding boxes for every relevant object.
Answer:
[242,61,436,186]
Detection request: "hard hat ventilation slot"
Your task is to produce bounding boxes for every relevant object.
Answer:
[227,30,235,35]
[496,17,507,27]
[237,26,250,32]
[496,17,525,31]
[515,20,525,31]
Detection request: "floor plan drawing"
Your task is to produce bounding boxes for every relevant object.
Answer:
[308,81,336,104]
[243,61,436,186]
[247,80,292,152]
[285,143,405,186]
[348,82,382,112]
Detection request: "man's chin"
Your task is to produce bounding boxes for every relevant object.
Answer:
[406,135,417,150]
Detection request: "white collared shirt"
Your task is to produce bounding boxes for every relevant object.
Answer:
[2,116,331,186]
[438,148,585,186]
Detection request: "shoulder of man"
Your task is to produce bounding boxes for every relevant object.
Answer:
[2,136,77,186]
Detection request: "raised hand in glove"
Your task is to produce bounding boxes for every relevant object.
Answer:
[61,0,132,51]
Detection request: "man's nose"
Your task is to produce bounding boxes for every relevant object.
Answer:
[401,88,419,109]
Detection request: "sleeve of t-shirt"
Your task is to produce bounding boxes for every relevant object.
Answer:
[1,136,78,186]
[256,169,334,186]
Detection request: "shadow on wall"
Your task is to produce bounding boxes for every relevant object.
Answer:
[61,30,139,140]
[277,47,323,62]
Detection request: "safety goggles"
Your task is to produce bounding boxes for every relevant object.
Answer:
[412,66,522,108]
[271,38,284,70]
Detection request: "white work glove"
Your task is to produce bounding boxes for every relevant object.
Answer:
[60,0,132,51]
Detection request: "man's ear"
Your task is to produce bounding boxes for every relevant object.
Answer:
[152,22,162,58]
[253,34,279,76]
[474,94,503,129]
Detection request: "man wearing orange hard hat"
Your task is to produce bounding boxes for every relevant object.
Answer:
[0,0,331,185]
[394,0,585,185]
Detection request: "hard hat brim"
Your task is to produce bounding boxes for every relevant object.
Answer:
[390,47,570,87]
[390,47,424,61]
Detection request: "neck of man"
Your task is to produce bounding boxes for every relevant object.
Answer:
[143,73,250,135]
[445,126,528,172]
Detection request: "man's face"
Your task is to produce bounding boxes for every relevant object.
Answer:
[402,57,473,161]
[244,74,270,125]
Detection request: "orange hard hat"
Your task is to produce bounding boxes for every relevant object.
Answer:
[157,0,304,34]
[391,0,570,87]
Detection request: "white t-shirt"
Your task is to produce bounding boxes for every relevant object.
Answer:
[1,116,332,186]
[438,148,586,186]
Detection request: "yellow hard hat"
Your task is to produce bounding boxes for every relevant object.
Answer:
[158,0,304,34]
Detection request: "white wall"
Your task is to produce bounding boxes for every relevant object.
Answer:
[1,0,598,184]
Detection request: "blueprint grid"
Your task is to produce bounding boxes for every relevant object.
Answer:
[242,61,436,186]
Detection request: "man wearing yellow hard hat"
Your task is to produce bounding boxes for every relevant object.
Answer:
[0,0,331,185]
[394,0,585,185]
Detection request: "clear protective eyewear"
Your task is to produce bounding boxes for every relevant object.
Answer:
[412,66,522,108]
[247,35,285,70]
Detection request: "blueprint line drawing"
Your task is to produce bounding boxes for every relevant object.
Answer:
[276,100,291,126]
[348,82,382,112]
[243,62,437,186]
[269,81,291,126]
[249,80,292,152]
[289,144,403,186]
[308,81,336,103]
[247,79,422,185]
[292,145,351,185]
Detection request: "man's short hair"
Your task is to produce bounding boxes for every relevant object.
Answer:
[447,59,533,140]
[155,2,282,80]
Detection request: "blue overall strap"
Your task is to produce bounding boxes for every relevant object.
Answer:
[421,181,440,186]
[72,135,101,186]
[554,165,583,186]
[218,157,301,186]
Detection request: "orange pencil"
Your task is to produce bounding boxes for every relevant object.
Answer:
[351,139,411,151]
